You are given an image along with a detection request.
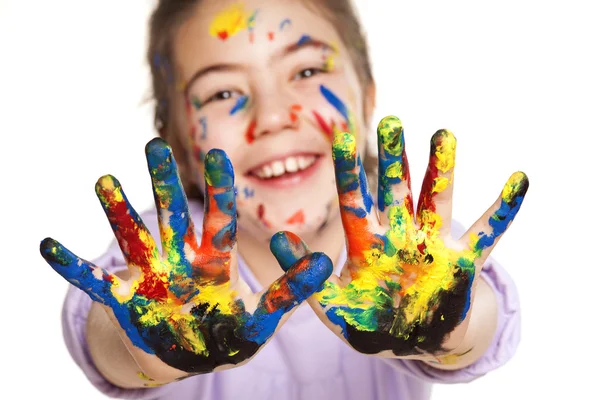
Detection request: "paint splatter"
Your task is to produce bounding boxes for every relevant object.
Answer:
[245,119,257,144]
[290,104,302,124]
[313,85,356,142]
[230,95,249,115]
[40,139,332,374]
[286,210,305,225]
[312,119,528,357]
[210,3,250,41]
[296,34,311,46]
[257,203,272,228]
[243,187,255,199]
[200,117,208,140]
[268,31,275,41]
[279,18,291,31]
[248,9,258,43]
[191,96,202,110]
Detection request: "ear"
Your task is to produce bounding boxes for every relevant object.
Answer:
[362,81,376,126]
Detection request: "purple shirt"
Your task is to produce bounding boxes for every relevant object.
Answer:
[62,200,520,400]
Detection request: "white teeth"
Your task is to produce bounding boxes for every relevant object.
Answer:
[271,160,285,177]
[252,155,318,179]
[284,157,298,173]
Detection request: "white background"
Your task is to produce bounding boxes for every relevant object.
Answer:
[1,0,598,398]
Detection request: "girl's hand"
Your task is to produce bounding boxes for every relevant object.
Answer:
[40,138,332,378]
[275,116,528,359]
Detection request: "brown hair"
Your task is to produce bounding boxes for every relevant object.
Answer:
[147,0,377,200]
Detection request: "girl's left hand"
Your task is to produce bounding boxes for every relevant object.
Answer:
[273,116,528,359]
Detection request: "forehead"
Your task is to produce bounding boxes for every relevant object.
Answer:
[173,0,345,76]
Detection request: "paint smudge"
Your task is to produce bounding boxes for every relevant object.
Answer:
[286,210,305,225]
[279,18,291,31]
[210,3,250,41]
[296,34,311,46]
[268,31,275,41]
[248,9,258,43]
[191,96,202,111]
[40,139,332,374]
[230,95,249,115]
[257,203,272,228]
[245,119,257,144]
[312,120,528,357]
[200,117,208,140]
[290,104,302,124]
[312,85,356,142]
[243,186,255,199]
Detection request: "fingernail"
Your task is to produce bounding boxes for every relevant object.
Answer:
[205,149,234,188]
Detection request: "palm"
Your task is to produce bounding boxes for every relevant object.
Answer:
[41,139,332,374]
[313,117,527,357]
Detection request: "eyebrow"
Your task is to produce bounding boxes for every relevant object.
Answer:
[183,36,336,95]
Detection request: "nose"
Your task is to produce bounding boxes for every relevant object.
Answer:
[250,88,298,141]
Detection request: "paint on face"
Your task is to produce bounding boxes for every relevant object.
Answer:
[192,96,202,111]
[40,139,332,374]
[257,203,272,228]
[210,3,251,41]
[199,116,208,140]
[245,119,257,144]
[230,95,249,115]
[314,122,528,357]
[296,34,311,46]
[312,85,355,142]
[279,18,291,31]
[286,210,305,225]
[243,186,255,199]
[290,104,302,124]
[268,31,275,41]
[153,52,174,85]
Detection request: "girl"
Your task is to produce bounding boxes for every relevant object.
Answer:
[40,0,528,399]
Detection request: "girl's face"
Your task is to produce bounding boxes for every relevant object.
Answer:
[173,0,373,241]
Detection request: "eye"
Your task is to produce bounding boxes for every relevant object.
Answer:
[294,67,323,80]
[207,90,235,103]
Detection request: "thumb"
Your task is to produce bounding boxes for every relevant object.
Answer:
[269,231,310,272]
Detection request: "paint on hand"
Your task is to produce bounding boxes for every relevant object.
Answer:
[314,121,528,357]
[40,139,331,374]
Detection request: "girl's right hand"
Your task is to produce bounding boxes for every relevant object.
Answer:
[40,138,333,381]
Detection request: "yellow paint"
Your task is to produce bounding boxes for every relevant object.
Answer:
[209,3,249,40]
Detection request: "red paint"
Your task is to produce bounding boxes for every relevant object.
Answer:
[218,31,229,40]
[341,122,349,132]
[312,110,334,141]
[286,210,305,225]
[290,112,298,124]
[268,31,274,40]
[249,31,255,43]
[257,204,272,228]
[245,119,257,144]
[417,241,426,254]
[291,104,302,112]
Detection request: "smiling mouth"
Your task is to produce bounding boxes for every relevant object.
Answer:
[247,153,322,180]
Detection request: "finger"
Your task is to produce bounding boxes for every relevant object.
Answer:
[40,238,122,305]
[333,132,378,257]
[462,171,529,265]
[416,129,457,237]
[198,149,237,282]
[269,231,309,272]
[377,116,414,226]
[243,252,334,344]
[146,138,199,264]
[95,175,160,273]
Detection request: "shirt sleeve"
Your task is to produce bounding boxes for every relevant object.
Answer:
[61,240,175,399]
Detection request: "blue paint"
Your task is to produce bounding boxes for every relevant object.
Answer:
[229,95,249,115]
[279,18,292,31]
[320,85,349,122]
[357,156,373,213]
[243,186,255,199]
[296,34,311,46]
[200,116,207,139]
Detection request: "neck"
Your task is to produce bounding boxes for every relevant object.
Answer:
[237,211,345,289]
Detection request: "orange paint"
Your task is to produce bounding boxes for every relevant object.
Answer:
[286,210,305,225]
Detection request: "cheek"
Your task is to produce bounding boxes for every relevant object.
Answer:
[185,105,247,166]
